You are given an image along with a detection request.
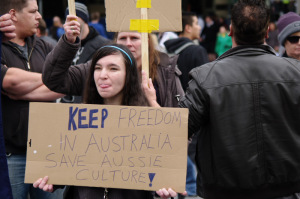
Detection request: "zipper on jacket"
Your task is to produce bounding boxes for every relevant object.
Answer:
[27,46,34,70]
[12,44,34,71]
[27,61,31,70]
[103,188,108,199]
[12,46,30,71]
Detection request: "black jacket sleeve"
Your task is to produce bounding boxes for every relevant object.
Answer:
[42,35,91,96]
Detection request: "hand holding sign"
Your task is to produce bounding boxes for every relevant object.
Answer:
[64,15,80,43]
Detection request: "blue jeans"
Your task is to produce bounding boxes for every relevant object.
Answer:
[7,154,64,199]
[185,156,197,196]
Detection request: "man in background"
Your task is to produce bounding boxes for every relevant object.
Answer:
[164,11,208,91]
[61,2,110,104]
[36,18,57,47]
[88,11,107,38]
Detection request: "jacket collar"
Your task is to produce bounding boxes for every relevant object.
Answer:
[217,44,277,61]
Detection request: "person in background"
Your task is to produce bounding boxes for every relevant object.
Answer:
[200,13,219,61]
[164,11,208,91]
[266,21,279,52]
[277,12,300,60]
[49,16,64,41]
[214,25,232,57]
[36,18,57,47]
[164,11,209,199]
[88,11,108,38]
[157,31,178,52]
[1,1,64,198]
[177,0,300,198]
[60,2,110,104]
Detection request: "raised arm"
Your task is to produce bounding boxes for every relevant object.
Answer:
[42,15,90,96]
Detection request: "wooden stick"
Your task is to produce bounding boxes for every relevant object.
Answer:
[141,8,149,78]
[68,0,76,16]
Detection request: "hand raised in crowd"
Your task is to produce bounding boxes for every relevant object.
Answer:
[63,15,80,43]
[0,13,16,41]
[141,70,160,107]
[33,176,54,193]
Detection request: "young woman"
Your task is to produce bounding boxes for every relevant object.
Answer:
[33,44,178,199]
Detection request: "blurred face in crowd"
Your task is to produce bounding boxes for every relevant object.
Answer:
[116,32,142,69]
[53,16,62,27]
[11,0,41,38]
[93,53,126,105]
[190,16,201,40]
[285,32,300,60]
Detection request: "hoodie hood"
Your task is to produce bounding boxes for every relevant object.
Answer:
[164,37,192,53]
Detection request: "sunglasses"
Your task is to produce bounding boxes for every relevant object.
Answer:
[286,36,300,44]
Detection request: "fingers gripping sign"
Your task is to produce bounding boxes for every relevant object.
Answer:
[33,176,54,193]
[64,15,80,43]
[141,70,160,107]
[65,0,79,43]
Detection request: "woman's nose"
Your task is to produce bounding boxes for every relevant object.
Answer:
[99,69,108,79]
[125,38,132,46]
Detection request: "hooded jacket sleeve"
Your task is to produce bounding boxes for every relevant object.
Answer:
[42,35,91,96]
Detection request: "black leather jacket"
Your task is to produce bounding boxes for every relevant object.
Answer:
[180,45,300,199]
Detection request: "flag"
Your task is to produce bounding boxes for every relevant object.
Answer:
[0,31,14,199]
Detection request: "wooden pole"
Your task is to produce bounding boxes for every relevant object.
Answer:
[141,8,149,77]
[68,0,76,16]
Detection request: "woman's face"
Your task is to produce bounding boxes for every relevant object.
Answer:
[94,54,126,105]
[285,32,300,61]
[116,32,142,68]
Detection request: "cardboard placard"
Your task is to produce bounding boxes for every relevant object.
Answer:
[25,103,188,193]
[105,0,182,32]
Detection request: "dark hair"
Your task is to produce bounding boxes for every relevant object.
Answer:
[231,0,270,45]
[4,0,29,13]
[178,11,197,35]
[83,44,149,106]
[90,11,100,21]
[0,0,12,14]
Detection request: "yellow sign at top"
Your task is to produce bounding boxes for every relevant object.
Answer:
[136,0,151,8]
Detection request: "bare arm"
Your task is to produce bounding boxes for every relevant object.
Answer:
[4,84,65,101]
[2,67,44,95]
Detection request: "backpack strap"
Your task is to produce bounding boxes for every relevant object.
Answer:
[174,42,196,54]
